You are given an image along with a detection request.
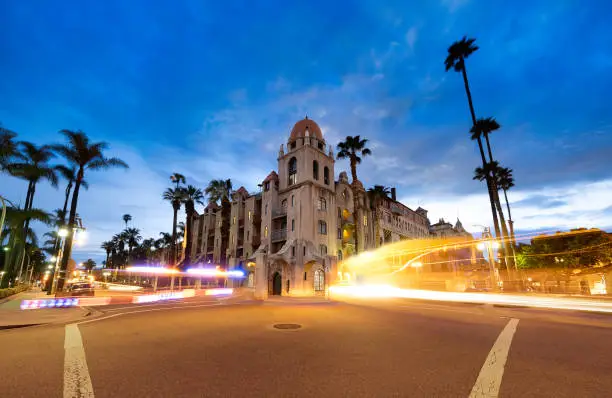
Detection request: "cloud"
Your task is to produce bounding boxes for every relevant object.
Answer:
[405,27,418,50]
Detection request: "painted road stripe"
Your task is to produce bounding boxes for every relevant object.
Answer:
[469,318,519,398]
[64,324,95,398]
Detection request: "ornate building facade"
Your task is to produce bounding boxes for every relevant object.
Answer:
[188,117,471,298]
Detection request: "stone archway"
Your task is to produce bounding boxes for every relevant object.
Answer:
[272,272,282,295]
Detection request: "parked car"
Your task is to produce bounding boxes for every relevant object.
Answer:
[65,282,95,296]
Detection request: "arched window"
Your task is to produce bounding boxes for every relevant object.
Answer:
[281,199,287,211]
[288,157,297,186]
[264,226,268,238]
[318,220,327,235]
[314,269,325,291]
[291,219,295,231]
[313,160,319,180]
[319,244,327,256]
[337,250,343,261]
[324,167,330,185]
[291,195,295,207]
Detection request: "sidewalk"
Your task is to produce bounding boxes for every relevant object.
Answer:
[0,288,91,329]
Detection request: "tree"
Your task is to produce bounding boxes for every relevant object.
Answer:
[496,166,516,245]
[100,241,114,268]
[337,135,371,254]
[83,258,96,272]
[0,206,51,287]
[0,126,21,172]
[122,214,132,228]
[123,227,142,261]
[170,173,186,189]
[181,185,205,267]
[52,129,128,290]
[367,185,390,248]
[163,187,185,266]
[205,179,232,205]
[445,37,504,248]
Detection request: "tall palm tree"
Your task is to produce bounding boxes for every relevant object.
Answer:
[496,166,516,245]
[336,135,372,254]
[52,129,128,289]
[445,37,503,244]
[181,185,205,267]
[170,173,186,189]
[122,214,132,228]
[367,185,390,248]
[470,118,512,261]
[100,241,114,268]
[163,187,185,266]
[205,179,232,205]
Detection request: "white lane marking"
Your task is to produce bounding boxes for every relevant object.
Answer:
[64,324,95,398]
[77,302,222,326]
[469,318,520,398]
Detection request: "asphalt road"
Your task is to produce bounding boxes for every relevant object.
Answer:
[1,295,611,397]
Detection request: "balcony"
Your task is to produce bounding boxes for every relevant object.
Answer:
[272,208,287,219]
[271,228,287,242]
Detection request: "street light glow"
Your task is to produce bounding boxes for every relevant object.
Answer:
[58,228,69,237]
[49,256,57,262]
[477,242,485,251]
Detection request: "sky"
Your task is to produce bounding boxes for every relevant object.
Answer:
[1,0,612,263]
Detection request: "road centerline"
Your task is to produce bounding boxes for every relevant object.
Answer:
[469,318,519,398]
[64,324,95,398]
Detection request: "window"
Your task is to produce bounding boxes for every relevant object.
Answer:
[304,272,307,281]
[264,181,270,191]
[288,157,297,186]
[247,230,250,240]
[232,236,235,244]
[233,216,236,225]
[363,215,368,226]
[319,244,327,256]
[318,197,327,211]
[314,269,325,291]
[290,141,296,150]
[337,228,342,239]
[292,246,295,257]
[303,246,306,256]
[264,226,268,237]
[265,204,268,215]
[291,219,295,231]
[337,250,343,261]
[313,160,319,180]
[291,195,295,207]
[248,211,252,220]
[318,220,327,235]
[324,167,330,185]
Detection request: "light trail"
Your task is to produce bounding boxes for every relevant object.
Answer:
[329,284,612,314]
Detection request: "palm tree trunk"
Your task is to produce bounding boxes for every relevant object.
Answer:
[461,62,503,247]
[349,157,361,254]
[59,169,83,291]
[504,189,516,246]
[171,204,178,266]
[61,182,73,224]
[184,207,193,267]
[484,134,495,164]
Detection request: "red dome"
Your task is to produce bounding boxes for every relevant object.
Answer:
[289,117,324,142]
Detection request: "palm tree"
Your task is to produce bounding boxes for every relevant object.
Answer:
[122,214,132,228]
[445,37,503,244]
[170,173,186,189]
[0,126,21,172]
[336,135,372,254]
[111,233,126,268]
[100,241,114,268]
[496,166,516,245]
[163,187,185,266]
[1,206,51,287]
[181,185,205,267]
[205,179,232,205]
[123,227,142,261]
[83,258,96,272]
[367,185,390,248]
[52,129,128,289]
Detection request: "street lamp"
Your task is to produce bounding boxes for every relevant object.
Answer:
[58,228,69,237]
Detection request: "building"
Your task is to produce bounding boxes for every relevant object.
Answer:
[187,117,472,298]
[429,218,472,239]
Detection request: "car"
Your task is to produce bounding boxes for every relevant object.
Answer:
[66,282,95,297]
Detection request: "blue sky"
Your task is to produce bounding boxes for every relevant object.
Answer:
[2,0,612,263]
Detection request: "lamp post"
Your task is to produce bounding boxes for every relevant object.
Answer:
[473,225,500,290]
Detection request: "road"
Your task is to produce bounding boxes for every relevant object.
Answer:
[1,294,611,397]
